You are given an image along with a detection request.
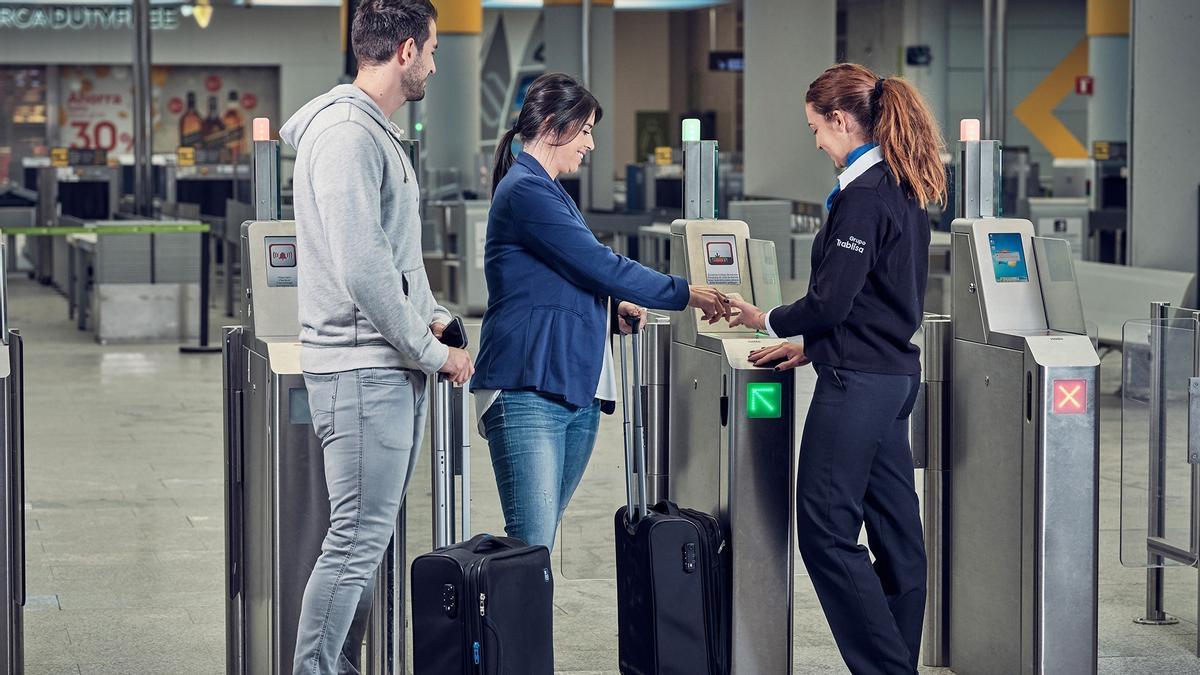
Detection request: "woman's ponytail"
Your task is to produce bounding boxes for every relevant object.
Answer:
[806,64,947,208]
[872,77,947,208]
[491,126,520,195]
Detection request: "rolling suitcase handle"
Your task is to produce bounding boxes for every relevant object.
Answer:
[432,317,471,549]
[619,316,649,523]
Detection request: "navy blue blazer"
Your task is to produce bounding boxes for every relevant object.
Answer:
[471,152,690,409]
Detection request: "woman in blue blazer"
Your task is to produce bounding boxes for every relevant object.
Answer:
[471,73,728,551]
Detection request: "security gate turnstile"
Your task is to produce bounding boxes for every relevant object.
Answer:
[0,245,25,675]
[939,130,1100,674]
[667,218,804,674]
[432,200,489,318]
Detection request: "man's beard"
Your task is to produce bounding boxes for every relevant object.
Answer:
[402,69,427,102]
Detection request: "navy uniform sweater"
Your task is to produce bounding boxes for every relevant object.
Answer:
[768,162,930,375]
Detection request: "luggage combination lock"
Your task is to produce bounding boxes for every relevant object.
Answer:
[442,584,457,617]
[683,542,698,573]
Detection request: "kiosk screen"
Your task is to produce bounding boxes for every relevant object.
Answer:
[265,235,298,287]
[988,232,1029,283]
[702,234,740,285]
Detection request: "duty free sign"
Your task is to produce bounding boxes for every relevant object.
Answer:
[0,2,213,31]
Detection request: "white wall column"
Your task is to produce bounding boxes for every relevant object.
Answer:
[1129,0,1200,271]
[422,1,483,195]
[543,0,615,212]
[744,0,836,206]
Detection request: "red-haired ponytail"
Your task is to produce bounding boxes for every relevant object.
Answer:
[806,64,947,208]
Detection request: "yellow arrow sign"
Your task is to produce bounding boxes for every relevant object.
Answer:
[1013,38,1089,159]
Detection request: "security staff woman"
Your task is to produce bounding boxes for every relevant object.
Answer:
[729,64,945,674]
[471,72,729,552]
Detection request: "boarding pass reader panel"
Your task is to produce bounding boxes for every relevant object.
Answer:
[242,220,300,341]
[670,218,784,348]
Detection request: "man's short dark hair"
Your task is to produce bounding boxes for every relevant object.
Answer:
[351,0,438,67]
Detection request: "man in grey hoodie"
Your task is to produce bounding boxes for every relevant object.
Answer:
[279,1,472,673]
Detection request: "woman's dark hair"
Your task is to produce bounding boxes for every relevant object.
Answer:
[492,72,603,193]
[806,63,947,207]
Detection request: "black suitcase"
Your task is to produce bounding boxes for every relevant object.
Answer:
[411,533,555,674]
[411,340,555,675]
[614,320,730,675]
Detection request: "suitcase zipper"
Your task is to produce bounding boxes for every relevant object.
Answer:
[458,545,544,674]
[466,557,482,672]
[681,507,730,674]
[470,558,488,674]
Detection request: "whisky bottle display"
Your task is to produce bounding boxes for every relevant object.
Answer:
[179,91,203,148]
[202,95,225,152]
[222,90,245,156]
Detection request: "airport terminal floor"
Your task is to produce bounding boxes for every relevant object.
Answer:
[10,271,1198,674]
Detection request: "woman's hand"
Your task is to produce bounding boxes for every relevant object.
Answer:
[748,342,810,371]
[688,285,732,324]
[728,297,768,332]
[617,302,644,334]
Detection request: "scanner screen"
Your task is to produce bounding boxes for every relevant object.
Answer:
[701,234,740,285]
[988,232,1029,283]
[265,235,298,288]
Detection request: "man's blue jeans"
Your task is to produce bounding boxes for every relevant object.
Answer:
[293,368,426,675]
[481,390,601,551]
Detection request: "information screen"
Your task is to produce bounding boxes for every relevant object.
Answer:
[988,232,1029,283]
[265,235,297,288]
[701,234,740,285]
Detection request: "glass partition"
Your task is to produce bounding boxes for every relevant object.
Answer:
[1120,317,1199,568]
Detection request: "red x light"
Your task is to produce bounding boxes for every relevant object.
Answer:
[1052,379,1087,415]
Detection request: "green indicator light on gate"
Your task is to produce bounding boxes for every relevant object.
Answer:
[746,382,782,419]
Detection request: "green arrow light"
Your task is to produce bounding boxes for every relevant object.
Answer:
[746,382,782,419]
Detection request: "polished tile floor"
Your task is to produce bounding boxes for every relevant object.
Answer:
[10,271,1200,674]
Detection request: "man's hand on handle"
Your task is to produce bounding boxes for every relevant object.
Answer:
[439,347,474,385]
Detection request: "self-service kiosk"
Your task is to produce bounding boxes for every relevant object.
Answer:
[667,220,803,673]
[939,128,1100,674]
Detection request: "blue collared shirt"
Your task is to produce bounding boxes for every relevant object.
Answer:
[825,142,882,210]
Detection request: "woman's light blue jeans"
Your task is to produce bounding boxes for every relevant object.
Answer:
[481,390,601,551]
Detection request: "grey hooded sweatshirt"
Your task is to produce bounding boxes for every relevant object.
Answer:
[281,84,450,375]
